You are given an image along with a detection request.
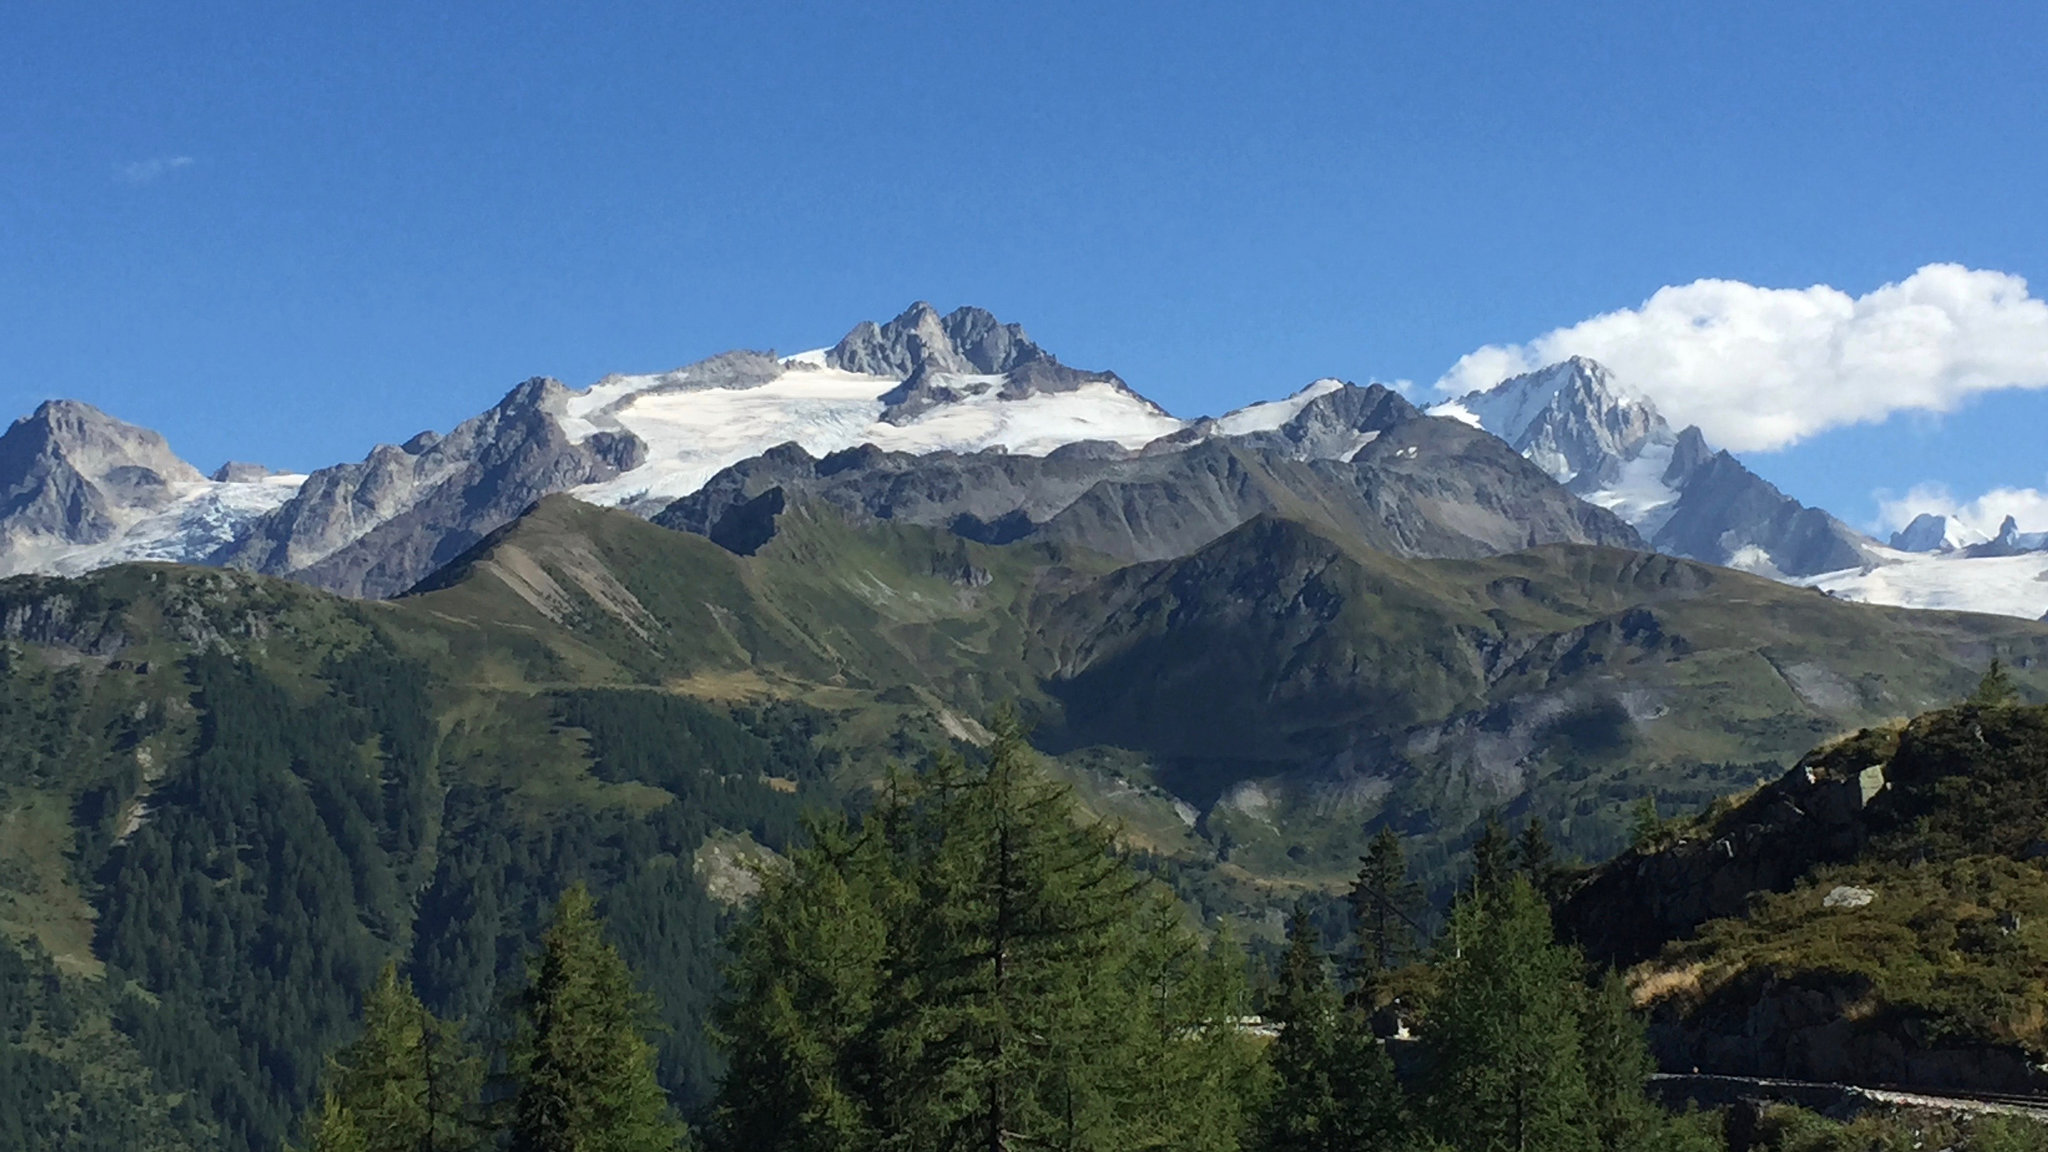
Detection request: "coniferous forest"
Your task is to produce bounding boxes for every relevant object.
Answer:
[286,723,1712,1152]
[5,567,2048,1151]
[269,719,2048,1151]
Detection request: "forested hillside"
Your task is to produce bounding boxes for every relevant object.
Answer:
[0,571,831,1149]
[3,495,2048,1147]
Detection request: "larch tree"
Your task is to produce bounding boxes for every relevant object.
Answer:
[1114,891,1263,1152]
[298,1091,369,1152]
[709,814,895,1152]
[509,885,685,1152]
[885,723,1224,1151]
[1349,826,1425,993]
[293,961,481,1152]
[710,720,1258,1152]
[1253,906,1409,1152]
[1419,876,1594,1152]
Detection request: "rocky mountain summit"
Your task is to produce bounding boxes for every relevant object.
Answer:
[827,300,1156,424]
[656,381,1638,565]
[1967,515,2048,558]
[0,400,204,549]
[0,400,302,575]
[1890,512,1987,554]
[209,376,648,598]
[1433,357,1877,579]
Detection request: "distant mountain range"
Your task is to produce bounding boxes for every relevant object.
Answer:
[3,302,2043,616]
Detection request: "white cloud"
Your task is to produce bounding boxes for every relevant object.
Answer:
[118,156,195,184]
[1875,482,2048,538]
[1436,264,2048,452]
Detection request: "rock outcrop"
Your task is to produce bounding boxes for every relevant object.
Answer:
[213,378,647,598]
[656,383,1642,565]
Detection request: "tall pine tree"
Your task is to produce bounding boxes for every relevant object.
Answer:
[1419,876,1594,1152]
[1253,906,1409,1152]
[711,723,1258,1151]
[1513,817,1560,906]
[1578,970,1718,1152]
[1468,813,1512,897]
[1349,827,1424,988]
[510,885,685,1152]
[710,813,897,1152]
[293,961,482,1152]
[1972,658,2020,708]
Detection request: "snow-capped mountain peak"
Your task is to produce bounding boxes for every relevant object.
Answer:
[551,306,1188,516]
[1428,357,1683,537]
[1211,378,1348,436]
[1889,512,1988,553]
[0,400,304,575]
[1431,357,1669,489]
[1432,357,1881,581]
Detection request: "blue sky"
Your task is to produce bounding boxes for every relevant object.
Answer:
[5,2,2046,534]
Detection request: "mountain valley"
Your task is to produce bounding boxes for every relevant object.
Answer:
[7,302,2048,1148]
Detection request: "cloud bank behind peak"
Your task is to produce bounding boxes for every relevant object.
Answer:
[1436,264,2048,453]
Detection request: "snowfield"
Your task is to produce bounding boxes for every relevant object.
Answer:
[6,472,308,576]
[1579,442,1681,538]
[1797,549,2048,621]
[563,366,1189,511]
[1212,378,1346,436]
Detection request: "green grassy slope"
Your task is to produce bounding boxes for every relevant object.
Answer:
[1562,699,2048,1092]
[3,495,2047,1142]
[1034,515,2048,892]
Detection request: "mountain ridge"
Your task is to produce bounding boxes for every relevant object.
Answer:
[5,302,2044,619]
[1432,359,1881,579]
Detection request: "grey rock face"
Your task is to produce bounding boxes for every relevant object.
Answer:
[210,461,278,483]
[828,301,1047,379]
[1891,512,1961,553]
[1962,515,2048,558]
[1446,358,1878,579]
[1445,357,1669,489]
[846,303,1152,425]
[214,378,648,598]
[0,401,206,554]
[1650,447,1871,577]
[0,580,131,655]
[1225,383,1417,462]
[656,383,1641,565]
[1662,425,1713,487]
[1652,439,1874,576]
[1524,361,1665,490]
